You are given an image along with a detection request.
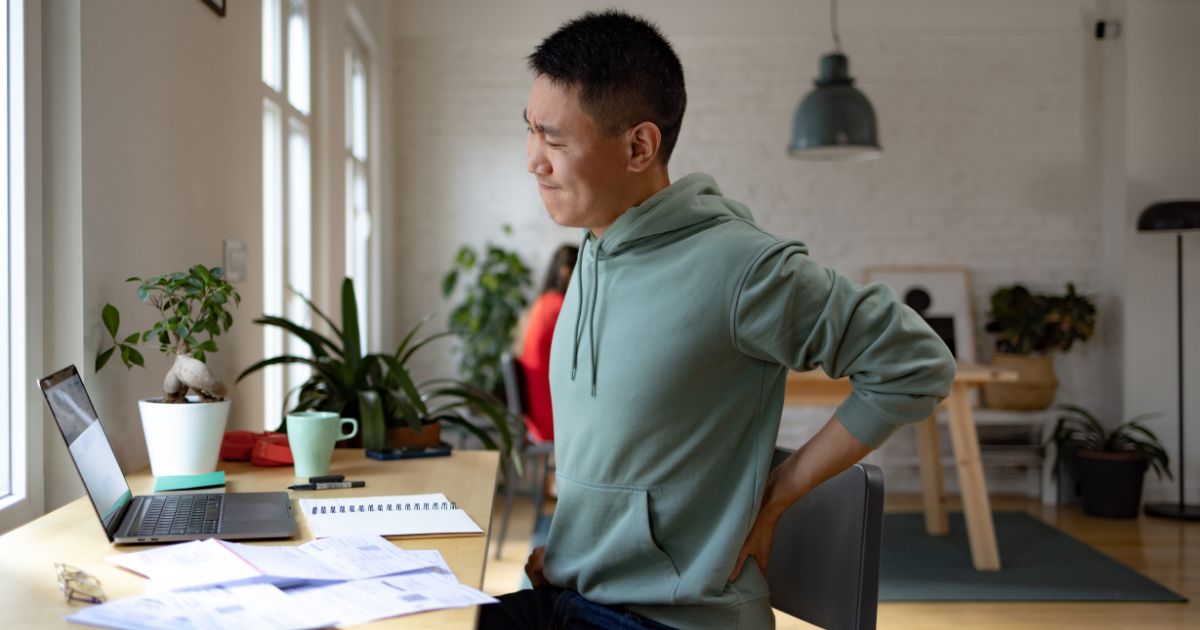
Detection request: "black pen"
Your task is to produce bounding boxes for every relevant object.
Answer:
[288,481,366,491]
[309,474,345,483]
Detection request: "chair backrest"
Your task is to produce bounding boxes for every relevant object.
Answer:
[498,353,529,443]
[766,447,884,630]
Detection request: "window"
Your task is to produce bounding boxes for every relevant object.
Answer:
[1,0,38,531]
[262,0,312,430]
[0,0,14,502]
[345,33,370,352]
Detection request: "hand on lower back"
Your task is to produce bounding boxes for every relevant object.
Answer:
[526,545,549,588]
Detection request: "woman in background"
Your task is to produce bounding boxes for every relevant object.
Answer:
[519,244,578,445]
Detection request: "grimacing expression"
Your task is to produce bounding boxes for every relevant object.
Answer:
[525,76,630,232]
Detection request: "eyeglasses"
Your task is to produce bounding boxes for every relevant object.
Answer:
[55,563,106,604]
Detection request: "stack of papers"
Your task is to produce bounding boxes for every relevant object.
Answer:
[68,535,496,629]
[108,535,432,590]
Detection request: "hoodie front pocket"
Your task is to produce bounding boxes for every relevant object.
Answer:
[543,474,681,605]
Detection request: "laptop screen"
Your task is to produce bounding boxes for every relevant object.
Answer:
[39,366,132,534]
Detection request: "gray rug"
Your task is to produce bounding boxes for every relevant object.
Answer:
[880,512,1187,602]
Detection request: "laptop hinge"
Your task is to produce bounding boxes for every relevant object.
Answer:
[107,494,140,541]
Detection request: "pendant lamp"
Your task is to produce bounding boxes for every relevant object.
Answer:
[788,0,882,161]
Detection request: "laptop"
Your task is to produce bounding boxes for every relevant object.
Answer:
[39,365,296,544]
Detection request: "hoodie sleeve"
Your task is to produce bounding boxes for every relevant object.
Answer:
[731,240,956,448]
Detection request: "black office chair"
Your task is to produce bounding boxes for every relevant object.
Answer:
[767,447,884,630]
[493,353,554,560]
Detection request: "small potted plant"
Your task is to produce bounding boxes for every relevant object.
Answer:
[96,265,240,476]
[983,282,1096,410]
[1050,404,1171,518]
[238,278,518,473]
[441,224,532,395]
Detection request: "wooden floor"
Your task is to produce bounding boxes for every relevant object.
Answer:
[484,492,1200,629]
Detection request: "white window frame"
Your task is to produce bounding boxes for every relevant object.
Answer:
[0,0,44,533]
[345,5,381,351]
[262,0,314,430]
[344,17,372,353]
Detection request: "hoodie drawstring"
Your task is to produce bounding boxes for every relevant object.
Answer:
[569,232,603,397]
[569,232,590,383]
[587,243,602,397]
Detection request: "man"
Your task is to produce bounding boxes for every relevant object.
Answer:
[480,10,955,629]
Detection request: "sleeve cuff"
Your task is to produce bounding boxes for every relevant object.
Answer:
[835,393,906,449]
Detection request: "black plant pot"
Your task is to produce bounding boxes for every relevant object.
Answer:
[1073,451,1148,518]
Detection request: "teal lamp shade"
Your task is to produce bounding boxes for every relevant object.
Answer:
[789,53,882,161]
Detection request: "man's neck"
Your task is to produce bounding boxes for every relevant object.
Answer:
[591,169,671,238]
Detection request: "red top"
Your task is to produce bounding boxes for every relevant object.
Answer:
[519,290,565,443]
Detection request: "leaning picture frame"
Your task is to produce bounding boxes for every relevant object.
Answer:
[863,266,976,365]
[200,0,226,18]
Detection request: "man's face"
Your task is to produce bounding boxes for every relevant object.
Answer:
[525,76,630,232]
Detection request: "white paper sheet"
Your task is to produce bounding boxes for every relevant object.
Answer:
[108,539,261,590]
[405,549,459,584]
[65,583,335,630]
[109,535,433,591]
[293,534,428,579]
[286,571,498,626]
[298,493,482,538]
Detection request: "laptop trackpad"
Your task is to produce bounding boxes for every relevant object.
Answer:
[224,492,290,522]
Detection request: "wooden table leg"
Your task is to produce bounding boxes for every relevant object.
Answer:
[915,414,949,535]
[945,382,1001,571]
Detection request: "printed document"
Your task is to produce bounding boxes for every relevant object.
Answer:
[287,571,498,626]
[66,583,334,630]
[108,534,432,590]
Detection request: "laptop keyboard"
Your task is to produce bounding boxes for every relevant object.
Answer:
[137,494,223,536]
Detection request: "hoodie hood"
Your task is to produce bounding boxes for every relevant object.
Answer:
[568,172,755,395]
[591,172,754,256]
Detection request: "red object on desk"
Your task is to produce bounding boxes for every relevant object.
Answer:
[221,431,293,466]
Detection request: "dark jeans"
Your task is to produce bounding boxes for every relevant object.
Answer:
[478,587,677,630]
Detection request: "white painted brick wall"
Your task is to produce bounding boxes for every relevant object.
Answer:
[389,2,1108,496]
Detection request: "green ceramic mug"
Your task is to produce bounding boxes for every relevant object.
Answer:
[287,411,359,478]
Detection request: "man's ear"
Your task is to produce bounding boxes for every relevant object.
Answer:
[626,122,662,173]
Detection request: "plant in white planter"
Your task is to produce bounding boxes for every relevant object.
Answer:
[95,265,240,476]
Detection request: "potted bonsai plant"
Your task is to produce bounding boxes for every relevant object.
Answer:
[96,265,240,476]
[441,224,532,394]
[238,278,518,473]
[1050,404,1171,518]
[983,282,1096,410]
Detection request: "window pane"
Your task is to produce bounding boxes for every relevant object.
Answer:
[351,163,369,350]
[287,0,310,115]
[0,0,10,498]
[351,56,367,161]
[262,101,284,429]
[286,121,312,394]
[261,0,281,91]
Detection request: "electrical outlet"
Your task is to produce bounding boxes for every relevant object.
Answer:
[223,238,247,282]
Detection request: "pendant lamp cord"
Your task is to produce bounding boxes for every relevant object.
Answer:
[831,0,843,52]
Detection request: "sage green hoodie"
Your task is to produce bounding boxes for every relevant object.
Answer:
[542,173,955,629]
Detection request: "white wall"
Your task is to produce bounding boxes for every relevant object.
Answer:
[1123,0,1200,505]
[386,0,1121,493]
[38,0,394,511]
[40,0,263,510]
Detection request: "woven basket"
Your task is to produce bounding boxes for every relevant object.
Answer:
[983,353,1058,410]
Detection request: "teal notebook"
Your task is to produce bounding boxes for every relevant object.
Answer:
[153,471,226,492]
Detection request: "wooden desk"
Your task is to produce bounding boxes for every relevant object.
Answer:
[0,449,499,628]
[786,365,1017,571]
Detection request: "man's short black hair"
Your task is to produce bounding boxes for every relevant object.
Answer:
[528,10,686,164]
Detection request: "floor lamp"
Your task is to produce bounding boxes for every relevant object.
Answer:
[1138,200,1200,520]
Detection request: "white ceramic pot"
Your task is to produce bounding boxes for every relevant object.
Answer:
[138,397,231,476]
